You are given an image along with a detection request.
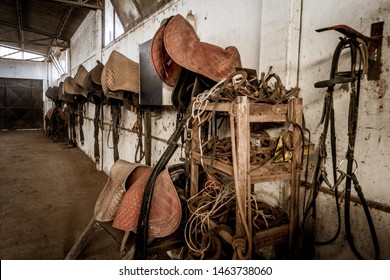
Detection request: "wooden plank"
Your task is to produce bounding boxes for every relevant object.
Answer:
[253,224,289,249]
[251,173,292,182]
[249,103,288,115]
[249,103,287,123]
[192,152,234,176]
[249,115,287,123]
[65,217,98,260]
[193,101,232,112]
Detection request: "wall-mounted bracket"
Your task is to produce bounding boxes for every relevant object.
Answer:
[367,21,384,81]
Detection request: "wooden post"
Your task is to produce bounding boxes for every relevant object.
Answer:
[190,114,200,197]
[232,96,251,259]
[65,217,98,260]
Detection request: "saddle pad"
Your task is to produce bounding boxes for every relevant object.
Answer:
[94,160,146,222]
[113,167,182,238]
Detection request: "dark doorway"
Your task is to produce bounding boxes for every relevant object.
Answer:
[0,78,43,130]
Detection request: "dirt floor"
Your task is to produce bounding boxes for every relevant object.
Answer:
[0,130,121,260]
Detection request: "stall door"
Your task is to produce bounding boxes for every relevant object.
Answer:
[0,78,43,130]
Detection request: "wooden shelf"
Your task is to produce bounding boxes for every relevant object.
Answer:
[193,152,292,182]
[190,97,303,259]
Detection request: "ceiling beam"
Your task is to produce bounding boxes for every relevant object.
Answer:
[0,39,69,48]
[45,0,103,10]
[0,20,69,43]
[16,0,25,53]
[46,6,73,58]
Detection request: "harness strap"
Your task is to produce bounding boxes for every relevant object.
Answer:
[111,104,121,162]
[134,110,145,163]
[78,103,85,146]
[93,103,101,163]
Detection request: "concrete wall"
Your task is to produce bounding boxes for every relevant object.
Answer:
[50,0,390,259]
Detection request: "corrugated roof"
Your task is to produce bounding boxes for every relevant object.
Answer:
[0,0,103,59]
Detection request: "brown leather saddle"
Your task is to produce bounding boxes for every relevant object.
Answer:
[94,160,147,222]
[94,159,182,238]
[83,60,105,105]
[112,165,182,238]
[101,50,140,110]
[58,81,74,104]
[45,86,60,103]
[150,14,242,111]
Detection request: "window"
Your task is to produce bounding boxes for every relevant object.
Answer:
[104,0,124,46]
[104,0,172,46]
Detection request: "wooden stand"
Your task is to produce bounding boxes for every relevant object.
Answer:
[190,97,303,259]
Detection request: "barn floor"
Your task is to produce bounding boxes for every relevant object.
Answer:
[0,130,121,260]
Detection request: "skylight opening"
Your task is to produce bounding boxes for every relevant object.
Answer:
[0,46,45,62]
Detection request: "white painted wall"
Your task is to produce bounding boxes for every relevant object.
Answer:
[0,58,47,80]
[260,0,390,259]
[50,0,390,259]
[65,0,262,174]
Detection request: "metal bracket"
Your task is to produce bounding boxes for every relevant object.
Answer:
[367,21,384,80]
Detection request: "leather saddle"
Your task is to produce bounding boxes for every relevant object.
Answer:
[45,86,60,102]
[94,160,148,222]
[101,50,140,110]
[58,81,74,104]
[83,61,105,105]
[112,165,182,238]
[150,14,242,111]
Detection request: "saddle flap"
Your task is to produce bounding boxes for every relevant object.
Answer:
[94,160,146,222]
[112,167,182,238]
[150,17,182,87]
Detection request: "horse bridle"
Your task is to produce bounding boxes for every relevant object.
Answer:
[303,26,380,259]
